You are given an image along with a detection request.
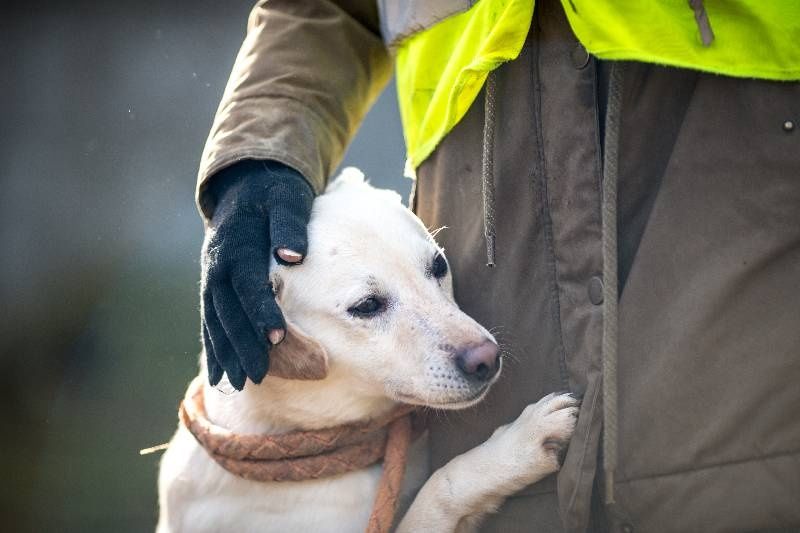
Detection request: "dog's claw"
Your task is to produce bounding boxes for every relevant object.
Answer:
[543,438,570,466]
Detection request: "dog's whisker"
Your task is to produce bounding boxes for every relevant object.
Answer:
[427,225,449,239]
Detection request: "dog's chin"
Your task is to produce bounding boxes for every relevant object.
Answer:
[392,381,494,411]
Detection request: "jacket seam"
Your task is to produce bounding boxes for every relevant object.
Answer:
[529,15,570,393]
[581,47,800,79]
[617,447,800,485]
[566,375,602,513]
[530,21,602,523]
[590,59,604,229]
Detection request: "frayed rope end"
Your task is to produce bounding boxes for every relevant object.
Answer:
[139,442,170,456]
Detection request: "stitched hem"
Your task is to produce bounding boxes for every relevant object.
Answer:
[586,47,800,81]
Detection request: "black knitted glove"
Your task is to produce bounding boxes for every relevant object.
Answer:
[200,160,314,390]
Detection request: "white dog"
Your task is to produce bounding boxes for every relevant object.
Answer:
[157,169,579,533]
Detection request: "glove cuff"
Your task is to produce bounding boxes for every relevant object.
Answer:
[205,160,314,219]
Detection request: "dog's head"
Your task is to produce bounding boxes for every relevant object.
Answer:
[269,169,499,409]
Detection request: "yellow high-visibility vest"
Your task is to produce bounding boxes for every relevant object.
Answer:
[391,0,800,171]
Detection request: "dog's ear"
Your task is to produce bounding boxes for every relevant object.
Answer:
[268,317,329,380]
[325,166,366,193]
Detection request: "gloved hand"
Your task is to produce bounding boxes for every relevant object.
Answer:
[200,160,314,390]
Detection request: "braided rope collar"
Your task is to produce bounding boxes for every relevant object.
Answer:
[179,377,418,532]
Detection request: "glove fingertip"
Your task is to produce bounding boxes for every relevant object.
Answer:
[255,298,286,335]
[208,365,224,387]
[244,351,270,385]
[229,373,246,391]
[269,206,310,262]
[203,325,224,386]
[208,358,224,386]
[249,367,268,385]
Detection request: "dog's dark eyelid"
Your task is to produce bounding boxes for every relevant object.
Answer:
[347,296,387,318]
[430,253,448,278]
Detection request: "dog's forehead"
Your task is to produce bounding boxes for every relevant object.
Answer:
[309,184,435,261]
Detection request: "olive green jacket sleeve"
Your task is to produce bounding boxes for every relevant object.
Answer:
[196,0,392,219]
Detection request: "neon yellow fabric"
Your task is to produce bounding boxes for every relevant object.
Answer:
[562,1,800,81]
[396,0,800,171]
[396,0,534,171]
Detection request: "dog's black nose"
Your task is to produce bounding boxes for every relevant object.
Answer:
[455,340,500,381]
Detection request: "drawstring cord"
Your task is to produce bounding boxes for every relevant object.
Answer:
[602,62,622,505]
[481,70,498,267]
[477,6,708,277]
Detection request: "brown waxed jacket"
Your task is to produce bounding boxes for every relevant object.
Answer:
[198,1,800,531]
[196,0,391,218]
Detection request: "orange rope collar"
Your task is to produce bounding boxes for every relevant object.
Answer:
[179,377,418,532]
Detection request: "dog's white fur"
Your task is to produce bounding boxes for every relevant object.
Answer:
[157,169,578,533]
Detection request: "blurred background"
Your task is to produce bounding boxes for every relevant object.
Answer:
[0,1,407,531]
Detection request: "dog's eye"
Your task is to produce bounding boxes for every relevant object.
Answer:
[430,253,448,279]
[348,296,386,318]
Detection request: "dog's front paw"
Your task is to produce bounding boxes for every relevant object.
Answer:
[495,392,580,484]
[532,392,581,469]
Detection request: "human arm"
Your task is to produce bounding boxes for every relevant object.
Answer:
[198,0,391,389]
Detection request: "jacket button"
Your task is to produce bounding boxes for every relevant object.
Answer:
[588,276,604,305]
[571,43,590,70]
[621,524,634,533]
[783,120,795,132]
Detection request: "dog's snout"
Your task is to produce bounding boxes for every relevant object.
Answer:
[455,340,500,381]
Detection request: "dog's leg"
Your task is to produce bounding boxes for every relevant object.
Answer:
[396,393,579,533]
